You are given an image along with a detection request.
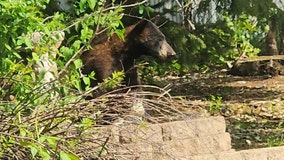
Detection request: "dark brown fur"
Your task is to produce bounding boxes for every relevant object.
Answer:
[81,20,176,87]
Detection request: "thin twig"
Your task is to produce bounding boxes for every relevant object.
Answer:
[98,136,110,157]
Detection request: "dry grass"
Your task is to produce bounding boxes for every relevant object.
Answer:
[0,84,186,159]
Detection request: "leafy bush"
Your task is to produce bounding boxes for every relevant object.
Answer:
[154,13,265,74]
[0,0,131,159]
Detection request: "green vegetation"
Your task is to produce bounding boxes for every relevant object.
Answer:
[207,95,222,114]
[0,0,126,159]
[1,0,284,158]
[160,13,265,73]
[267,136,284,147]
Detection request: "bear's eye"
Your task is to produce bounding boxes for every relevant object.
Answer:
[157,36,164,42]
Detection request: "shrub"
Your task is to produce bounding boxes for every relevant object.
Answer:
[0,0,131,159]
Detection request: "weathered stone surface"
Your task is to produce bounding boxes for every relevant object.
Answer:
[86,116,284,160]
[189,146,284,160]
[106,116,226,144]
[153,133,232,159]
[161,116,226,141]
[105,133,231,160]
[94,116,232,159]
[109,143,154,159]
[118,123,163,144]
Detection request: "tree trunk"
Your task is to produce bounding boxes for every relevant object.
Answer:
[280,27,284,55]
[264,17,279,56]
[280,37,284,55]
[265,30,279,55]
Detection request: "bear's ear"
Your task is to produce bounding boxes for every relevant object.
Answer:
[131,19,150,34]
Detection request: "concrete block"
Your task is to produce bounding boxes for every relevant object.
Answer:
[161,116,226,141]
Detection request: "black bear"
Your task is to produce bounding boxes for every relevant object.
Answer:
[80,19,176,88]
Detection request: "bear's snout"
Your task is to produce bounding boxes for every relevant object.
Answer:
[158,41,176,60]
[166,44,176,59]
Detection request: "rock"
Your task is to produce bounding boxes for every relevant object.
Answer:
[228,55,284,76]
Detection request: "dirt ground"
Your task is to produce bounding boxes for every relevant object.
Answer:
[168,71,284,150]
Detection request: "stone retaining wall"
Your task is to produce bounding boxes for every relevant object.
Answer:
[88,116,284,159]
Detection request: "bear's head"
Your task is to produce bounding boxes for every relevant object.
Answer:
[126,20,176,60]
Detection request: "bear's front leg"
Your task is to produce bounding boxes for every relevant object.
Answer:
[125,67,142,91]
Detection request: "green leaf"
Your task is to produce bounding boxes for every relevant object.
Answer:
[115,29,125,41]
[24,37,33,49]
[59,46,74,60]
[173,62,181,70]
[72,40,82,51]
[81,118,93,130]
[12,52,22,59]
[32,52,40,62]
[4,43,12,51]
[44,136,61,149]
[74,79,82,91]
[39,136,46,143]
[60,151,80,160]
[80,27,93,42]
[39,148,51,160]
[87,0,97,11]
[83,76,90,86]
[20,141,38,158]
[112,71,124,80]
[19,128,27,137]
[138,5,144,15]
[30,146,38,158]
[73,59,82,69]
